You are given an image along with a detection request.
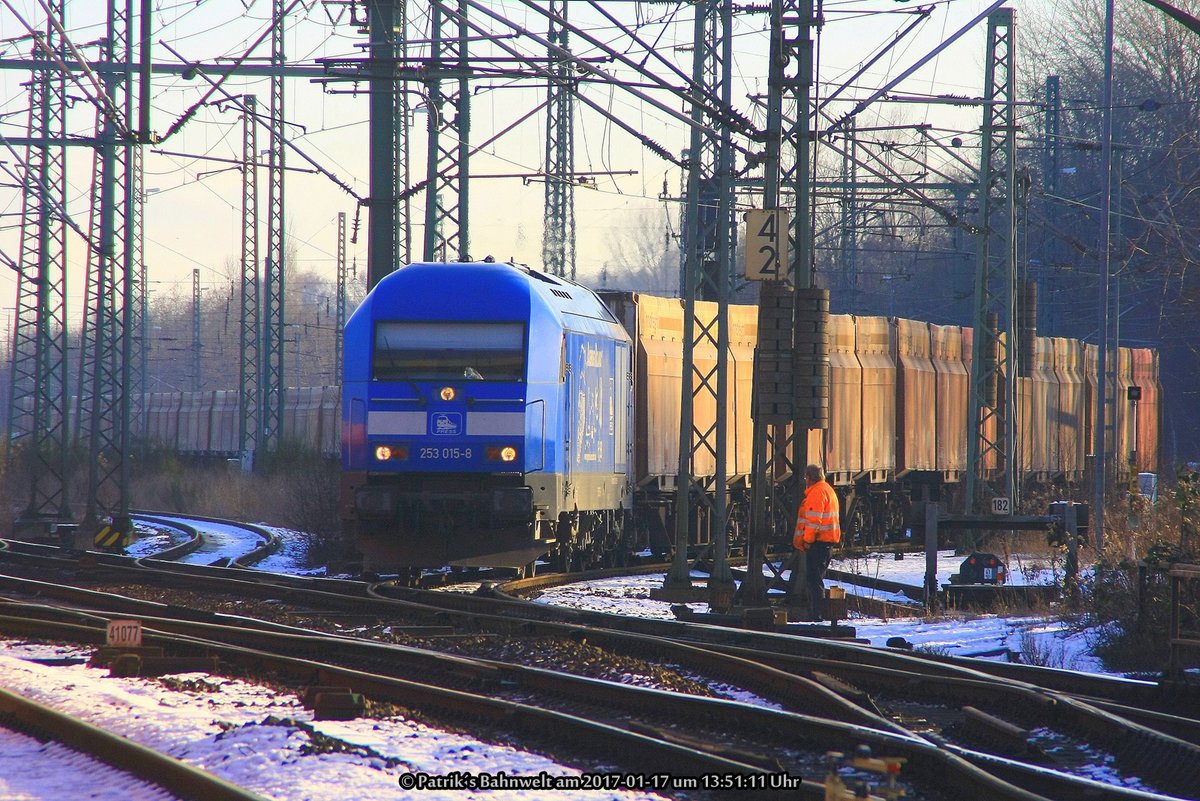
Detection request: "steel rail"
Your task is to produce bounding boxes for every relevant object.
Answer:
[129,510,280,567]
[0,601,1052,801]
[0,567,1188,799]
[3,543,1198,796]
[0,683,269,801]
[397,580,1184,712]
[0,609,897,801]
[128,513,203,560]
[0,539,1179,711]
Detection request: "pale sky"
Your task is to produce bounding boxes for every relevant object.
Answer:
[0,0,1035,327]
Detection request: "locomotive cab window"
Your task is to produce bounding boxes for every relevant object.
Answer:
[373,321,526,382]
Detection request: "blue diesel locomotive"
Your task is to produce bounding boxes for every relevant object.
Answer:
[341,261,633,569]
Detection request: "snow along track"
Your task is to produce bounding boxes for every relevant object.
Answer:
[0,678,267,801]
[0,723,180,801]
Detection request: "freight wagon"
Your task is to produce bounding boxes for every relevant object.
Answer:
[334,261,1160,568]
[54,261,1155,568]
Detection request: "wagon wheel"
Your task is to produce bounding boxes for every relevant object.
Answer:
[553,512,577,573]
[844,494,877,547]
[882,494,909,540]
[725,502,749,555]
[770,483,799,547]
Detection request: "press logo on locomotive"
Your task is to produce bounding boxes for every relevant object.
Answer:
[432,412,462,436]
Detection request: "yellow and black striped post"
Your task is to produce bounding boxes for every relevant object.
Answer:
[94,522,130,550]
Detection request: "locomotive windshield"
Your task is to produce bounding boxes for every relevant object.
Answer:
[372,321,526,382]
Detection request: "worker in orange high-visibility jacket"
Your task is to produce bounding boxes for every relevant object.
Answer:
[792,464,841,622]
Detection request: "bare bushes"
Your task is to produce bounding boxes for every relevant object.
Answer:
[128,444,348,567]
[1076,471,1198,673]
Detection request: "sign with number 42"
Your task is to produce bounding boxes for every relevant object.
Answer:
[744,209,790,281]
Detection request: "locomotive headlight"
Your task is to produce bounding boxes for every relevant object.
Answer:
[439,386,456,401]
[486,445,520,463]
[374,445,408,461]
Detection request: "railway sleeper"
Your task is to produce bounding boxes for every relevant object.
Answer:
[960,706,1041,760]
[107,652,221,678]
[1032,695,1200,799]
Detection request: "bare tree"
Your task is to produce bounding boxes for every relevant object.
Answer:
[1023,0,1200,463]
[594,206,681,295]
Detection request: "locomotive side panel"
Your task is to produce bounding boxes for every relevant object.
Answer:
[563,322,629,511]
[893,318,936,473]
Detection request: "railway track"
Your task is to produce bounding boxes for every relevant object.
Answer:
[128,512,279,567]
[0,676,267,801]
[0,592,990,801]
[1,539,1197,799]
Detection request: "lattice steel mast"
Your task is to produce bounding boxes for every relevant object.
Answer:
[664,0,738,608]
[964,8,1018,514]
[743,0,828,604]
[262,0,287,451]
[239,95,260,466]
[9,0,70,532]
[395,0,411,267]
[839,118,859,309]
[1040,75,1060,333]
[191,268,201,391]
[423,0,471,261]
[542,0,576,279]
[81,0,140,542]
[335,211,347,379]
[367,0,401,287]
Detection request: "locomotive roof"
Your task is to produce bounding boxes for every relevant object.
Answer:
[358,260,620,325]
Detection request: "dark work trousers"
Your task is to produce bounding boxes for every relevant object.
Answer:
[805,541,833,621]
[785,550,807,597]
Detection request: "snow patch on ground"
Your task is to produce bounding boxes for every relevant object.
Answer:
[533,567,1117,676]
[0,641,666,801]
[253,526,328,575]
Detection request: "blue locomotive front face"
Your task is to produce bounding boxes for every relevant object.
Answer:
[341,261,631,568]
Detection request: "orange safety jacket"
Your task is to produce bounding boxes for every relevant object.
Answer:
[794,479,842,550]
